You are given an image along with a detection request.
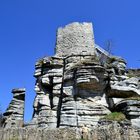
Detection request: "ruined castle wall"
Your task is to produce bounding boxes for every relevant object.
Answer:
[55,22,95,57]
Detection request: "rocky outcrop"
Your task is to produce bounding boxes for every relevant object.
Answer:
[2,88,25,128]
[115,99,140,128]
[31,22,112,129]
[32,56,64,128]
[60,55,110,128]
[1,22,140,139]
[20,22,140,130]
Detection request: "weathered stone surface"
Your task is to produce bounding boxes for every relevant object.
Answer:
[108,77,140,98]
[60,53,110,128]
[55,22,95,57]
[115,99,140,128]
[0,128,80,140]
[32,56,64,128]
[1,122,140,140]
[2,88,25,128]
[31,22,140,130]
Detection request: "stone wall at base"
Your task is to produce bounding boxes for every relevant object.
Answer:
[0,121,140,140]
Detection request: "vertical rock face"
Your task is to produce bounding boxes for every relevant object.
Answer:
[32,22,111,128]
[60,55,110,128]
[32,57,64,128]
[31,22,140,129]
[3,88,25,128]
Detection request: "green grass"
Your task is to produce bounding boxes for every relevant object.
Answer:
[126,96,140,100]
[102,112,126,122]
[127,73,135,78]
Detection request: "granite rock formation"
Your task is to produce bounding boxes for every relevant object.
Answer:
[1,22,140,140]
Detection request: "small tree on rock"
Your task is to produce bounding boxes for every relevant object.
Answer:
[105,40,113,56]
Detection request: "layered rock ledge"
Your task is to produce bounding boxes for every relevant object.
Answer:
[2,88,25,128]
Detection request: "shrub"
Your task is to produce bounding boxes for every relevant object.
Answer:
[102,112,126,122]
[37,59,44,67]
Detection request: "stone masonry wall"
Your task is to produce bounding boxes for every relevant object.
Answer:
[55,22,95,57]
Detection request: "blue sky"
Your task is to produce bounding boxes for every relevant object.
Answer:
[0,0,140,121]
